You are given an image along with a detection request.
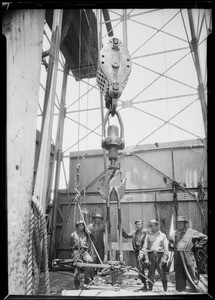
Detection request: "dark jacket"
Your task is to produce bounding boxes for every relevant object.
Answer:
[122,227,149,251]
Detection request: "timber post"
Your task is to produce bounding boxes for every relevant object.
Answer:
[4,9,45,294]
[33,9,63,213]
[50,62,69,260]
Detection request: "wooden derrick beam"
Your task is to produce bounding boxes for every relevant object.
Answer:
[33,10,63,213]
[4,9,45,294]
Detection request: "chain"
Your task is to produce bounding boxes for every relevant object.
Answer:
[75,164,81,203]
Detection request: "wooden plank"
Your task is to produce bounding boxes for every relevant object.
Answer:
[112,242,133,251]
[141,202,156,227]
[4,9,45,294]
[45,9,98,80]
[57,191,207,204]
[173,147,207,187]
[33,9,63,213]
[157,201,173,236]
[187,201,204,232]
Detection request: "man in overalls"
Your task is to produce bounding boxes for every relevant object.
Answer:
[169,216,207,292]
[139,219,169,292]
[122,219,149,290]
[87,213,105,264]
[71,220,93,286]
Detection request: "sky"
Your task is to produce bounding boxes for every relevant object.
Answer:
[37,8,211,189]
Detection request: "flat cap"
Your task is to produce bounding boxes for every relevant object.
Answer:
[149,219,158,226]
[76,220,85,227]
[176,216,188,223]
[92,213,103,219]
[135,219,143,225]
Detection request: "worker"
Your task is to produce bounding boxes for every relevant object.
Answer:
[139,219,169,292]
[87,213,105,264]
[122,219,149,291]
[168,216,207,292]
[87,212,105,277]
[71,220,93,285]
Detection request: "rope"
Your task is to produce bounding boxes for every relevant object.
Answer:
[180,251,201,293]
[32,196,50,295]
[32,234,40,295]
[26,196,50,295]
[77,9,82,164]
[81,62,90,216]
[77,202,103,265]
[32,206,42,293]
[26,208,34,295]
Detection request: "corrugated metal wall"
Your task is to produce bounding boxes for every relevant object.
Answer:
[55,138,207,267]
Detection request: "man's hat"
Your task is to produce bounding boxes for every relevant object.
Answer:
[76,220,85,228]
[149,219,158,226]
[176,216,188,223]
[92,213,103,219]
[135,219,143,225]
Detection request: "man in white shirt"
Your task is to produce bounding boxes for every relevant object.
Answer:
[139,219,169,292]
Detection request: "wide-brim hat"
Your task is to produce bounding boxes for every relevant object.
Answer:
[135,219,143,225]
[149,219,158,226]
[76,220,85,228]
[92,213,103,219]
[176,216,188,223]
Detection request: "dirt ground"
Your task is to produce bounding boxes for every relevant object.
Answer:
[38,268,208,297]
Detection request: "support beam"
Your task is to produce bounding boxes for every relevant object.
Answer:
[50,63,69,260]
[97,9,108,174]
[122,9,128,48]
[33,9,63,213]
[38,10,62,158]
[187,9,207,137]
[102,9,114,37]
[3,9,45,294]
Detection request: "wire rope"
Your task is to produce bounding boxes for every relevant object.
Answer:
[77,9,82,164]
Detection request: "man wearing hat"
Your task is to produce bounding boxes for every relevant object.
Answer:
[122,219,149,290]
[169,215,207,292]
[87,213,105,265]
[139,219,169,292]
[71,220,93,285]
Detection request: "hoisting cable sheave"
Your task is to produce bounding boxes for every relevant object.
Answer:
[97,37,132,170]
[96,37,132,113]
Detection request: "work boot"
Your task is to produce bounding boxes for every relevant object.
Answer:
[162,279,168,292]
[141,276,148,291]
[148,282,153,291]
[84,277,91,284]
